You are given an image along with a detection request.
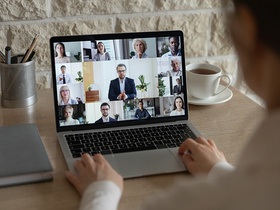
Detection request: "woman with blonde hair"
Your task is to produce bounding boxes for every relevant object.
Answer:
[58,85,78,105]
[131,38,149,59]
[60,105,80,126]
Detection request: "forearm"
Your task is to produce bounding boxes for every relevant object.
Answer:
[79,181,122,210]
[208,161,235,181]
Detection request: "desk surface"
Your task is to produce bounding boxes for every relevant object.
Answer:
[0,88,265,210]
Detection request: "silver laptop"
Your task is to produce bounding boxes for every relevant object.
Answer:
[50,30,201,178]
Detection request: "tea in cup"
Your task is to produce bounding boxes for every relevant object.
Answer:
[186,63,232,99]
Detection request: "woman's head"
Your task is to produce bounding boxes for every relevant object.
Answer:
[231,0,280,55]
[132,39,147,54]
[60,85,70,101]
[97,42,106,54]
[55,42,67,57]
[173,96,184,110]
[64,105,74,119]
[229,0,280,107]
[138,101,143,109]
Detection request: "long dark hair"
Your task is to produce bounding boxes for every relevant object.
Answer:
[232,0,280,54]
[97,42,106,53]
[173,96,185,110]
[55,42,67,57]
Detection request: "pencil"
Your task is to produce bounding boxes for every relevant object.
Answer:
[27,50,36,62]
[21,34,39,63]
[0,51,6,63]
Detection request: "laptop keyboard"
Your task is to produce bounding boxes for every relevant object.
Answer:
[65,123,197,158]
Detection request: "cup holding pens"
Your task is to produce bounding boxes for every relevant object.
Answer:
[0,59,37,108]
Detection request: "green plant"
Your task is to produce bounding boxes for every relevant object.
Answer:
[114,114,119,120]
[136,75,150,92]
[161,43,169,56]
[157,75,166,96]
[75,71,83,82]
[74,52,81,61]
[123,100,135,110]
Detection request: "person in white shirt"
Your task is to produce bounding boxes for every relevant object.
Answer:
[131,38,149,59]
[54,42,70,64]
[93,42,111,61]
[94,102,117,123]
[161,36,181,57]
[160,57,182,77]
[56,65,72,84]
[58,85,78,105]
[60,105,80,126]
[65,0,280,209]
[170,96,185,116]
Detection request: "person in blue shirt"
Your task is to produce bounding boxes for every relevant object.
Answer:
[161,36,181,57]
[134,101,151,119]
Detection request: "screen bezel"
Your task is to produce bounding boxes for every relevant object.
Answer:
[50,30,189,132]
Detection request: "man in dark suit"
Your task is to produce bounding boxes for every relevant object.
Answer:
[173,77,183,95]
[108,63,136,101]
[95,102,117,123]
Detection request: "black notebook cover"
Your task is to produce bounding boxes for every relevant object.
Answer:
[0,124,53,187]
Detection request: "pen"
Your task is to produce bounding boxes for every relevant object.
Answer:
[5,46,11,64]
[21,34,39,63]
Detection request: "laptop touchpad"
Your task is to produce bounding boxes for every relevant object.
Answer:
[113,149,185,178]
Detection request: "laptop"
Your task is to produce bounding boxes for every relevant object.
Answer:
[50,30,201,178]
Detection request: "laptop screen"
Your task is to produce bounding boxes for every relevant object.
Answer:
[50,30,188,132]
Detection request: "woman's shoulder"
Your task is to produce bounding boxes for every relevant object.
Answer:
[55,56,70,63]
[170,110,176,116]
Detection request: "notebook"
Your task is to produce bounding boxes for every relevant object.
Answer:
[50,30,201,178]
[0,124,53,187]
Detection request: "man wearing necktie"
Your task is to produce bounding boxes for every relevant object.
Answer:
[63,74,66,84]
[57,65,72,84]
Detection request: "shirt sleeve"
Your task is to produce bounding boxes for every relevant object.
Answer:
[79,181,122,210]
[207,160,235,181]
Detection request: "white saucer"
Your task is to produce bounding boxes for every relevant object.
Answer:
[188,85,233,105]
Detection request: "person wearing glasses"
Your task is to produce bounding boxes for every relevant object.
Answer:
[58,85,78,105]
[108,63,136,101]
[95,102,116,123]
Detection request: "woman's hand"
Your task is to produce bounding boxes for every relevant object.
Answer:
[179,136,227,176]
[65,153,123,196]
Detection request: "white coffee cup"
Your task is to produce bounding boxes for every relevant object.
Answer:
[186,63,232,99]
